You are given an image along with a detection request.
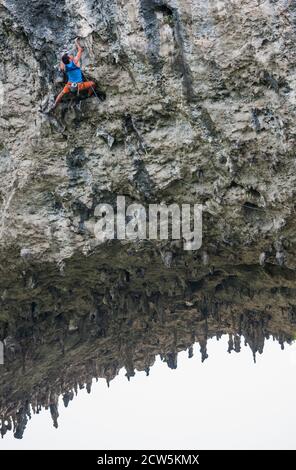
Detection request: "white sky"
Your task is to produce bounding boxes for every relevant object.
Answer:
[1,336,296,450]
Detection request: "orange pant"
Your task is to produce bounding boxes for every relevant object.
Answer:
[62,81,95,95]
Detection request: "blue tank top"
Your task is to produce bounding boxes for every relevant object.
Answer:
[65,61,83,83]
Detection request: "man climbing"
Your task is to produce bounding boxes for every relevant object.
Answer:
[53,38,96,109]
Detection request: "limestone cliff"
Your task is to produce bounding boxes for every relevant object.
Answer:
[1,0,296,439]
[1,0,296,262]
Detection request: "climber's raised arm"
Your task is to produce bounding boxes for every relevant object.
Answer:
[74,38,84,66]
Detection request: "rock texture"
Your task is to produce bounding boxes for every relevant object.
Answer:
[1,0,296,261]
[1,0,296,438]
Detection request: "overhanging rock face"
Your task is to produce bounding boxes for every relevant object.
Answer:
[1,0,296,438]
[1,252,296,439]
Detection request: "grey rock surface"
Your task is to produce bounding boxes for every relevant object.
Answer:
[0,0,296,263]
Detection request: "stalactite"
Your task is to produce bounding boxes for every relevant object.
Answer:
[228,335,234,353]
[165,352,178,370]
[188,346,194,359]
[49,403,59,429]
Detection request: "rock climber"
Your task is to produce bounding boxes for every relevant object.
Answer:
[53,38,95,109]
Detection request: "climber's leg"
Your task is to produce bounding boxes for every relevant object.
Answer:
[78,81,96,96]
[53,83,71,108]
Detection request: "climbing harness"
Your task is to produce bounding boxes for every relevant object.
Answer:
[70,82,79,95]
